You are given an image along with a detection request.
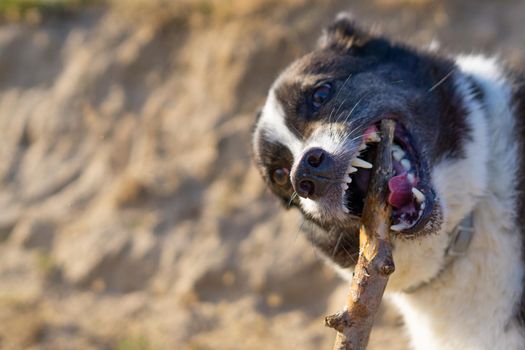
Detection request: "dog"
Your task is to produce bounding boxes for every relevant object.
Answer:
[252,13,525,350]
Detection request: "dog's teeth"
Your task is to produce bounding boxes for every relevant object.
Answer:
[342,206,350,214]
[392,144,403,152]
[366,133,381,143]
[391,223,407,232]
[358,143,367,151]
[393,150,405,162]
[407,173,416,184]
[401,159,411,170]
[351,158,373,169]
[412,187,425,203]
[421,202,426,210]
[344,175,352,183]
[343,183,349,190]
[348,166,358,174]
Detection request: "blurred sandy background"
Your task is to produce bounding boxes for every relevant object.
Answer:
[0,0,524,349]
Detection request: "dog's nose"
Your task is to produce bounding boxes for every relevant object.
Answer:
[293,148,334,199]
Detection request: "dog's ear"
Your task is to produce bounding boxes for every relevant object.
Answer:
[318,13,370,51]
[319,13,390,58]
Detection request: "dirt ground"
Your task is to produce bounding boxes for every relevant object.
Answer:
[0,0,524,349]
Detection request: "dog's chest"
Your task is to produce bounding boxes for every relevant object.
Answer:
[391,210,524,350]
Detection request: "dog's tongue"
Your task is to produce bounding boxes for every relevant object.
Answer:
[388,173,413,208]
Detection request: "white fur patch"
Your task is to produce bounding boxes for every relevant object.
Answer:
[255,90,303,159]
[303,123,349,157]
[300,197,323,219]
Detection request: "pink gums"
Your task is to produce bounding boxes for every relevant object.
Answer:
[363,125,379,141]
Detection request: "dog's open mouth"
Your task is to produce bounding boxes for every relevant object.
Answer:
[341,121,433,232]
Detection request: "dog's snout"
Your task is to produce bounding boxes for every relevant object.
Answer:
[293,148,334,199]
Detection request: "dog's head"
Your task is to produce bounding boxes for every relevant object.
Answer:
[252,14,477,272]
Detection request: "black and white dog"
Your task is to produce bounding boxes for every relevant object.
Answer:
[252,14,525,349]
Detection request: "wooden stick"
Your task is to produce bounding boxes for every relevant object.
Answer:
[325,119,396,350]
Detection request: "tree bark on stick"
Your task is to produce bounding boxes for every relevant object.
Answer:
[325,119,396,350]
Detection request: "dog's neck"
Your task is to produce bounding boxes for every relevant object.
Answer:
[389,56,525,350]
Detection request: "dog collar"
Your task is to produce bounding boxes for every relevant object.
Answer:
[404,213,475,294]
[445,213,475,258]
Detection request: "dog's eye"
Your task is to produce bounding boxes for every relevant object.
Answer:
[272,168,289,186]
[312,83,333,110]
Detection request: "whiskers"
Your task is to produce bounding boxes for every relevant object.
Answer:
[329,74,353,121]
[288,191,298,207]
[332,231,345,258]
[331,230,359,265]
[428,68,455,93]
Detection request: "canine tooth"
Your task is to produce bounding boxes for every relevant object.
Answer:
[391,223,407,232]
[351,158,373,169]
[348,166,358,174]
[407,173,415,184]
[342,206,350,214]
[412,187,425,203]
[393,150,405,162]
[392,144,404,152]
[344,175,352,183]
[358,143,367,151]
[401,159,411,170]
